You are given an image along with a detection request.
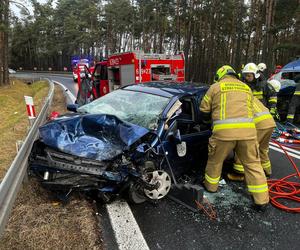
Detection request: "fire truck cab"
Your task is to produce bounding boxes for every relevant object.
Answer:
[90,51,185,99]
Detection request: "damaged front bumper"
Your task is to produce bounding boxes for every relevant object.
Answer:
[29,141,160,202]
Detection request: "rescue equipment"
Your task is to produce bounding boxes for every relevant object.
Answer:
[269,122,300,212]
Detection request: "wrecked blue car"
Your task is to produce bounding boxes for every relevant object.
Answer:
[29,82,211,203]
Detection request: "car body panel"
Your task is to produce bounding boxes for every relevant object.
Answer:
[29,81,210,202]
[39,114,149,161]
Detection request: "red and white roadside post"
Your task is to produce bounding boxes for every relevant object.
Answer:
[24,96,36,127]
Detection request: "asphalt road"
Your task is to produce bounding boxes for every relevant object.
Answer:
[13,72,78,96]
[130,150,300,250]
[17,72,300,250]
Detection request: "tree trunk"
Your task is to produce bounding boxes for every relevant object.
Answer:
[0,0,9,85]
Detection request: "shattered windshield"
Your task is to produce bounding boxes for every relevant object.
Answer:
[77,89,170,129]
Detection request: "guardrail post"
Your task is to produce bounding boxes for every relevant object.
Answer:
[0,79,54,236]
[24,96,36,128]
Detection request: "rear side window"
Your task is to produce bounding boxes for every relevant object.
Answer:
[282,72,300,81]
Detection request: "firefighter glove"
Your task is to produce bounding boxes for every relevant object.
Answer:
[270,107,280,121]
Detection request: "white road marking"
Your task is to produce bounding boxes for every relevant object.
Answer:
[106,201,149,250]
[269,142,300,156]
[269,145,300,160]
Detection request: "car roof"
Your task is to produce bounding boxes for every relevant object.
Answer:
[282,59,300,72]
[123,81,209,98]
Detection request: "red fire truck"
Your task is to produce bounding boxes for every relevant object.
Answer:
[89,51,185,99]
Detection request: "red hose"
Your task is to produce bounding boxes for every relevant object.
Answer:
[278,144,300,150]
[268,139,300,212]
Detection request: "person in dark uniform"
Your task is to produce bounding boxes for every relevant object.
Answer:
[287,81,300,125]
[241,63,280,120]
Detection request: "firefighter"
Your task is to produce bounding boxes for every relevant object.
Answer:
[287,81,300,124]
[231,97,276,178]
[257,63,267,81]
[242,63,279,120]
[200,65,269,209]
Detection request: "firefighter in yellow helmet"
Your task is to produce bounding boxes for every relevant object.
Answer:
[200,65,269,210]
[231,97,276,179]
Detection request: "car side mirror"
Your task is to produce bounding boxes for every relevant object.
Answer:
[167,129,182,144]
[67,104,78,112]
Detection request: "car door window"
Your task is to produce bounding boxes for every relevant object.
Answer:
[100,65,108,80]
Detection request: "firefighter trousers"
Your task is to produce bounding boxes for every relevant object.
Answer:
[234,128,273,176]
[204,137,269,205]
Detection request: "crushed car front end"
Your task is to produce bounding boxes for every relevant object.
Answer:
[29,87,176,203]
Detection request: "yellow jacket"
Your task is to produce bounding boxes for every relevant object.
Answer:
[200,76,257,141]
[253,97,276,130]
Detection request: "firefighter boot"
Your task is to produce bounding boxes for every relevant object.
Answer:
[226,172,245,182]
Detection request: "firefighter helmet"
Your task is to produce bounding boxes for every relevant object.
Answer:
[258,63,267,72]
[268,79,281,92]
[215,65,237,82]
[242,63,260,79]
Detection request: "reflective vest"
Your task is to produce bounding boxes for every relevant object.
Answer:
[287,82,300,123]
[200,76,257,141]
[247,79,277,110]
[253,97,276,129]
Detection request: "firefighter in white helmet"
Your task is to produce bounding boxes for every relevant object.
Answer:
[258,63,267,72]
[257,63,267,80]
[287,80,300,124]
[200,65,269,210]
[242,63,279,120]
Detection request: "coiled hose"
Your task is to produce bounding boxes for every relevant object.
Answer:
[268,139,300,212]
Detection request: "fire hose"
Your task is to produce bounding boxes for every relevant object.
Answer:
[268,123,300,212]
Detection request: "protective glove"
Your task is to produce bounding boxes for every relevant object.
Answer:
[270,107,280,121]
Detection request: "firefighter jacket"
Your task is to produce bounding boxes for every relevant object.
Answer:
[253,97,276,130]
[287,82,300,123]
[258,71,266,82]
[246,78,278,110]
[200,76,257,141]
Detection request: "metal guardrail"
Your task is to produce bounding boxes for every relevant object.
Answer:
[0,78,54,236]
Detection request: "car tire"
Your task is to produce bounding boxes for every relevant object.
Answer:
[128,183,147,204]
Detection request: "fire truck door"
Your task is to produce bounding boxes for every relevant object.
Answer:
[120,65,135,86]
[108,67,120,92]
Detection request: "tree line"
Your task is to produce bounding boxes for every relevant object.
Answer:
[4,0,300,85]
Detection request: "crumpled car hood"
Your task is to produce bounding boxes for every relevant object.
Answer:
[39,114,149,161]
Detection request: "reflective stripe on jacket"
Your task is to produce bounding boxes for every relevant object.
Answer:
[287,82,300,122]
[200,76,257,141]
[253,97,276,129]
[246,79,277,110]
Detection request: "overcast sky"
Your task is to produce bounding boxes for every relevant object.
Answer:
[11,0,56,17]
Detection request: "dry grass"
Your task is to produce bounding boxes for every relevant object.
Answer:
[50,85,68,114]
[0,79,49,179]
[1,85,103,250]
[1,180,102,250]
